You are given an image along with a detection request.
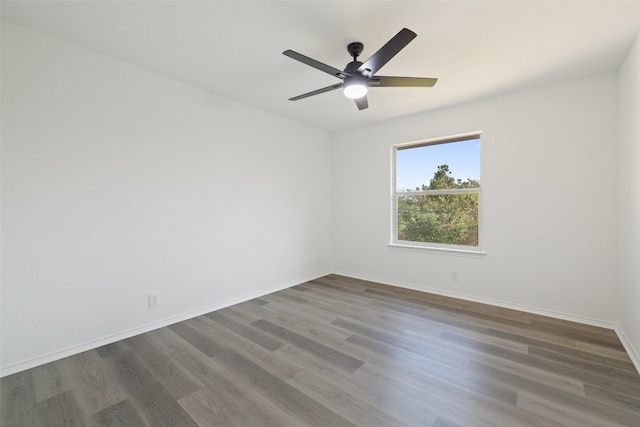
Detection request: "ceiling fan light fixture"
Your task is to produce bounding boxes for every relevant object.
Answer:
[343,78,368,99]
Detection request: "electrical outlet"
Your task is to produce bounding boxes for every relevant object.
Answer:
[148,294,159,308]
[451,271,459,282]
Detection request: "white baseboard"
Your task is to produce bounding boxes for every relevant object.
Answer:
[615,325,640,375]
[0,271,329,378]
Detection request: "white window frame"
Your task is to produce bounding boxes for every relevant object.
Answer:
[390,131,485,256]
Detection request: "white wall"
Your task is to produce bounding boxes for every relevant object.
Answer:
[333,73,619,325]
[618,33,640,367]
[0,22,333,375]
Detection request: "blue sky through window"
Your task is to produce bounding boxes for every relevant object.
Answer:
[396,138,480,191]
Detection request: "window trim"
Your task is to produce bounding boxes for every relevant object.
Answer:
[390,131,485,255]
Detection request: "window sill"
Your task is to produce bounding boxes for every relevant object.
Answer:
[388,242,486,258]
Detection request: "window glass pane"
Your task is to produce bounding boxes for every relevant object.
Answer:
[396,138,480,192]
[397,193,478,246]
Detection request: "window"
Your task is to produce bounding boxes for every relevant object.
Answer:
[392,133,481,252]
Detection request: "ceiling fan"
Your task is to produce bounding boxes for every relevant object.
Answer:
[283,28,437,111]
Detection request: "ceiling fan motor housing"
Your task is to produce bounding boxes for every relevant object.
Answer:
[344,60,364,74]
[347,42,364,58]
[346,42,366,74]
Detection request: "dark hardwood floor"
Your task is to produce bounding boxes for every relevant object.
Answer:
[2,274,640,426]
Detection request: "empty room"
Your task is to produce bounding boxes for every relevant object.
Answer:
[1,1,640,426]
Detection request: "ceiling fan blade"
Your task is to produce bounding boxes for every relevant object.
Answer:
[289,83,344,101]
[371,76,438,87]
[358,28,417,76]
[283,50,349,79]
[354,95,368,110]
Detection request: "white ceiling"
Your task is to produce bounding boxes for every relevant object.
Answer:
[2,1,640,133]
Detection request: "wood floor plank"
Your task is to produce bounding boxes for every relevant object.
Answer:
[252,319,365,373]
[206,311,284,351]
[87,399,147,427]
[148,329,300,426]
[95,341,130,359]
[299,287,449,342]
[366,297,585,352]
[528,345,640,384]
[348,354,537,427]
[529,317,625,350]
[2,274,640,426]
[123,333,204,400]
[468,350,588,396]
[179,386,296,427]
[265,315,376,366]
[341,331,554,426]
[214,349,358,427]
[288,370,412,427]
[256,299,355,342]
[276,324,492,426]
[384,367,564,427]
[37,390,83,427]
[110,350,199,427]
[441,331,640,397]
[576,340,636,361]
[433,416,464,427]
[171,317,301,381]
[321,275,537,326]
[219,303,266,324]
[277,342,440,426]
[363,287,534,329]
[64,351,129,419]
[0,370,43,427]
[365,296,514,339]
[260,291,358,331]
[469,360,639,425]
[329,294,532,356]
[488,327,639,372]
[583,382,640,413]
[266,289,308,304]
[335,318,475,371]
[30,358,76,402]
[516,392,627,427]
[167,320,225,357]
